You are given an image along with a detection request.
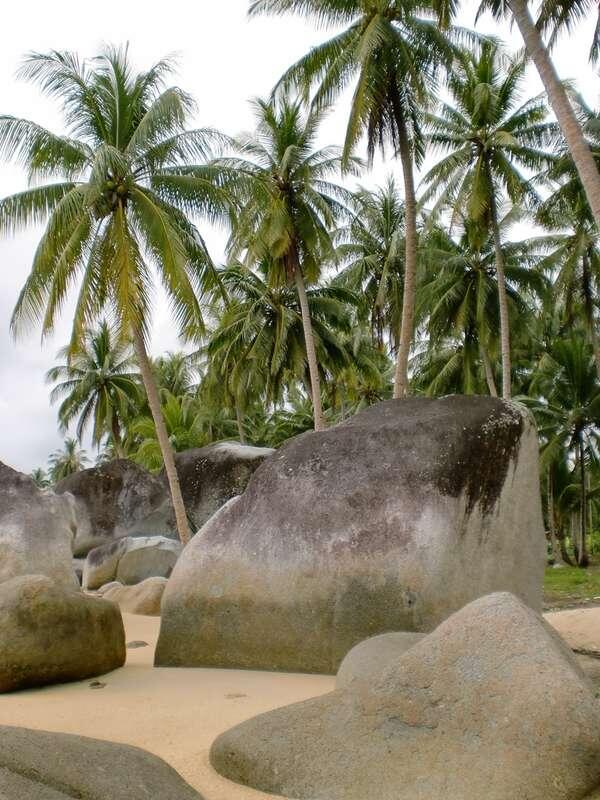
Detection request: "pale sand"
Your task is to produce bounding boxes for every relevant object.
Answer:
[0,613,334,799]
[0,609,596,798]
[545,606,600,654]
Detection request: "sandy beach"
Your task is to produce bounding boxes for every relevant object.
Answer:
[0,613,333,799]
[0,608,597,798]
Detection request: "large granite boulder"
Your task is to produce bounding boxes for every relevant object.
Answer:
[54,460,175,556]
[170,442,275,531]
[98,576,167,615]
[0,725,203,799]
[83,535,181,590]
[0,461,78,589]
[211,593,600,800]
[0,575,125,692]
[156,397,546,673]
[336,631,425,689]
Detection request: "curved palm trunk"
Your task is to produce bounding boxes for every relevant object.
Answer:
[294,266,326,431]
[393,114,418,399]
[486,170,512,400]
[508,0,600,228]
[133,328,191,545]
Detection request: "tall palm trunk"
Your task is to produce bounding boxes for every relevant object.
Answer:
[480,346,498,397]
[508,0,600,228]
[110,416,125,459]
[133,328,191,545]
[578,432,589,567]
[486,166,512,400]
[294,265,325,431]
[582,252,600,380]
[393,112,418,399]
[547,470,566,565]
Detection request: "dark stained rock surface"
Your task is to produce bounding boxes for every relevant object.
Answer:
[211,593,600,800]
[54,460,175,556]
[0,725,203,799]
[0,462,78,589]
[156,397,546,673]
[83,536,181,590]
[170,442,275,531]
[0,575,125,692]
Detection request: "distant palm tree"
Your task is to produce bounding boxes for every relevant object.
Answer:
[249,0,458,398]
[0,48,227,543]
[48,438,89,483]
[333,178,405,352]
[527,336,600,566]
[46,321,139,457]
[30,468,51,489]
[153,351,197,398]
[421,41,555,398]
[217,96,353,430]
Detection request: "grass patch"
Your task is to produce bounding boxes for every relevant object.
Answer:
[544,560,600,608]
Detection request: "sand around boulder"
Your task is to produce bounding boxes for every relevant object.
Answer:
[211,592,600,800]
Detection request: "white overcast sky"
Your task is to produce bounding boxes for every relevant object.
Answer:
[0,0,597,473]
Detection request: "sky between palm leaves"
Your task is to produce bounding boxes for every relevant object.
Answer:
[0,0,596,471]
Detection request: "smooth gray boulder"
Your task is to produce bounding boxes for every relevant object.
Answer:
[0,575,125,692]
[98,576,167,615]
[54,460,175,556]
[0,461,78,589]
[83,535,181,590]
[336,631,425,689]
[0,725,203,799]
[211,593,600,800]
[156,397,546,673]
[170,442,275,530]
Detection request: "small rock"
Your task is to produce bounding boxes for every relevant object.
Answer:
[126,641,149,649]
[89,681,106,689]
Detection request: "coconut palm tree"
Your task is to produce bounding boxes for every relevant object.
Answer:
[417,219,548,395]
[333,178,405,352]
[205,260,355,426]
[48,438,89,483]
[215,96,354,430]
[421,41,555,398]
[527,335,600,566]
[248,0,459,398]
[0,48,228,543]
[30,468,51,489]
[478,0,600,229]
[46,320,139,457]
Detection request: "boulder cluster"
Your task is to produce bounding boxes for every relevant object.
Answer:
[2,398,600,800]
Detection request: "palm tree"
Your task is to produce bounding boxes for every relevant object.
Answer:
[0,48,227,544]
[333,178,405,352]
[153,351,197,398]
[421,41,555,398]
[30,468,51,489]
[248,0,458,398]
[215,96,353,430]
[527,335,600,567]
[417,219,547,396]
[205,261,354,426]
[46,320,139,457]
[478,0,600,229]
[48,438,89,483]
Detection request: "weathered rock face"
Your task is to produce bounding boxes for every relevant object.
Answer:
[83,535,181,590]
[156,397,546,673]
[336,631,425,689]
[211,593,600,800]
[54,460,175,556]
[98,576,167,615]
[170,442,275,531]
[0,726,203,799]
[0,461,78,589]
[0,575,125,692]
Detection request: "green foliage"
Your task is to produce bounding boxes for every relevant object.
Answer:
[48,437,89,483]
